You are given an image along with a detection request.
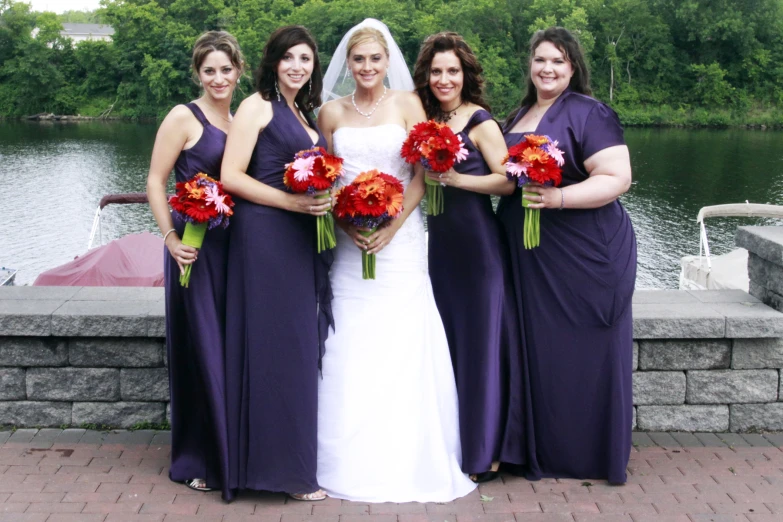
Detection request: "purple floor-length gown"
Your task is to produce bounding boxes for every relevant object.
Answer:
[427,109,529,474]
[498,89,637,484]
[225,98,329,494]
[165,103,232,501]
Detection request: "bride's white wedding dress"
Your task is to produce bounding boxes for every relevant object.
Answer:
[317,124,476,502]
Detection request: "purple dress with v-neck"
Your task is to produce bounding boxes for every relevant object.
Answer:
[498,89,637,483]
[426,109,529,474]
[165,102,233,501]
[224,98,329,494]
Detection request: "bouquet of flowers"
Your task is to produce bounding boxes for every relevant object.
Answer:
[400,120,468,216]
[332,170,405,280]
[284,147,344,252]
[168,173,234,287]
[504,134,564,249]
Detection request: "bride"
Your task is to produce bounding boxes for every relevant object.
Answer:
[316,19,476,503]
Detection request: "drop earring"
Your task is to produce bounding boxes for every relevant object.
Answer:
[308,78,312,96]
[275,78,281,102]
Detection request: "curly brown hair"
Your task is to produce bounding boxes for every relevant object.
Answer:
[254,25,322,113]
[413,32,491,122]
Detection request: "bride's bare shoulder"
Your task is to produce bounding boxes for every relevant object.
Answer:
[318,98,352,129]
[389,90,426,123]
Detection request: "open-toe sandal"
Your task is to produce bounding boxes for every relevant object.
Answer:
[184,478,214,492]
[289,489,327,501]
[471,470,500,483]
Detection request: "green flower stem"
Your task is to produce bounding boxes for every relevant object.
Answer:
[424,175,444,216]
[360,228,376,279]
[315,193,336,253]
[521,191,541,250]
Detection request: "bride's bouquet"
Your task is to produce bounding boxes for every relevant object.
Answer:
[284,147,345,252]
[333,170,405,280]
[504,134,564,249]
[168,173,234,287]
[400,120,468,216]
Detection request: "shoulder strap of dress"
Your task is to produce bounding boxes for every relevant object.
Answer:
[463,109,494,134]
[186,103,210,127]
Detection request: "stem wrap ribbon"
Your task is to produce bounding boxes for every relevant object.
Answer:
[179,222,207,287]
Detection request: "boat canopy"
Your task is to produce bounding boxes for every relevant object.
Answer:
[697,203,783,222]
[33,232,164,287]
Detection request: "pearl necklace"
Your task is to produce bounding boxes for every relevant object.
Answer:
[351,86,387,119]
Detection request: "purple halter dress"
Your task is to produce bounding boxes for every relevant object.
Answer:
[498,89,637,483]
[426,109,529,474]
[224,98,330,494]
[164,102,232,501]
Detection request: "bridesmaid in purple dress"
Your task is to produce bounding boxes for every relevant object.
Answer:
[146,32,244,501]
[499,27,636,484]
[412,32,529,482]
[220,26,331,501]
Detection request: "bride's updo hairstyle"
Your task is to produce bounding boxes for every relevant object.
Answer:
[346,27,390,58]
[413,32,491,122]
[255,25,323,112]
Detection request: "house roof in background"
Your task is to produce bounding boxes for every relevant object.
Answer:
[61,23,115,36]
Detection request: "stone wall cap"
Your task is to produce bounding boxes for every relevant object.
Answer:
[633,290,700,304]
[686,289,762,304]
[0,287,81,301]
[71,287,163,302]
[736,226,783,265]
[633,303,726,339]
[51,300,154,337]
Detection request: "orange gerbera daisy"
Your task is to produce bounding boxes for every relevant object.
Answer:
[321,154,344,181]
[358,177,383,198]
[525,134,549,147]
[354,170,380,184]
[521,147,551,166]
[383,187,404,217]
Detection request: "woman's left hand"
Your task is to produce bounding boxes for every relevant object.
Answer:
[365,220,401,254]
[425,168,461,188]
[521,183,563,210]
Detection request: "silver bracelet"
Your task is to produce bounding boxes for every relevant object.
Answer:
[559,188,565,210]
[163,228,177,243]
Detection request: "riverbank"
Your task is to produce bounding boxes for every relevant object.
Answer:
[6,106,783,128]
[616,105,783,128]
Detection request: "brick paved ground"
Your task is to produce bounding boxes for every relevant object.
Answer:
[2,430,783,521]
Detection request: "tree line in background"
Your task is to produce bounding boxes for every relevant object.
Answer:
[1,0,782,126]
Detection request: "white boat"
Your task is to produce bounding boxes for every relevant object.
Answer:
[679,203,783,291]
[1,267,17,286]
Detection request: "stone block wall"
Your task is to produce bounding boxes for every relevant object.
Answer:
[738,226,783,312]
[0,287,167,428]
[3,285,783,431]
[632,288,783,432]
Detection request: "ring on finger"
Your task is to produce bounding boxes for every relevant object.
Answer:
[539,195,544,203]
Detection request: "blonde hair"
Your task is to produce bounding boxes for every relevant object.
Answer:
[192,31,245,81]
[346,27,389,58]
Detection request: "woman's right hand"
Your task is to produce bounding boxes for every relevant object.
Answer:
[335,220,371,250]
[287,190,332,216]
[165,234,198,275]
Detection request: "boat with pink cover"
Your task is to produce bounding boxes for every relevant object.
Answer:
[33,193,164,287]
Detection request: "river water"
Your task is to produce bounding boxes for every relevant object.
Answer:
[1,121,782,287]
